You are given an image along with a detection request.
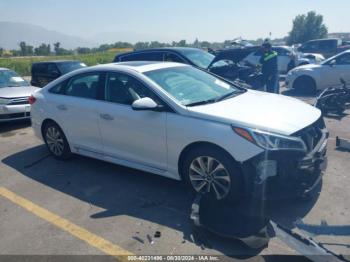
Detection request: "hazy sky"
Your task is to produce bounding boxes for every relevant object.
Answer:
[0,0,349,42]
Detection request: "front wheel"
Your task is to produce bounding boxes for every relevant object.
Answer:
[293,76,317,94]
[182,146,244,202]
[43,122,71,160]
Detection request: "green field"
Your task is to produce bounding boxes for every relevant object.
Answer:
[0,51,117,76]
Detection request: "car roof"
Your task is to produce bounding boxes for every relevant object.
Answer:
[93,61,188,73]
[0,67,10,71]
[116,47,202,56]
[32,60,82,65]
[307,38,339,42]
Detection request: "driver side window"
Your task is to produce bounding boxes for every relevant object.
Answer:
[335,54,350,65]
[164,53,185,63]
[105,73,160,105]
[47,64,59,76]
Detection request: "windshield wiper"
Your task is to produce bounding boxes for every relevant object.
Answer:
[186,90,245,107]
[186,98,217,107]
[215,90,243,102]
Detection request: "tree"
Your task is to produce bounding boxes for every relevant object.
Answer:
[200,41,211,48]
[0,47,3,57]
[149,41,166,48]
[193,38,200,48]
[18,41,34,56]
[19,41,27,56]
[54,42,61,55]
[287,11,328,45]
[134,42,150,49]
[112,42,133,49]
[26,45,34,56]
[76,47,91,54]
[34,43,51,56]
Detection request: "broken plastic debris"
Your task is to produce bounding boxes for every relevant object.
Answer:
[154,231,161,238]
[147,234,154,245]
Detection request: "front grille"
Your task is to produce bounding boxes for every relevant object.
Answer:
[294,117,325,152]
[7,97,29,105]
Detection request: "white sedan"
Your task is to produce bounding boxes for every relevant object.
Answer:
[30,62,328,201]
[286,50,350,92]
[243,46,297,74]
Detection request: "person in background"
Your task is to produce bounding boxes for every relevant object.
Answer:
[259,42,279,93]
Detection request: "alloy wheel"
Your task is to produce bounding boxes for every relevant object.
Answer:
[45,126,64,156]
[189,156,231,200]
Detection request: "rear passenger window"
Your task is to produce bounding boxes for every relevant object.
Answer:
[65,74,101,99]
[32,63,48,74]
[120,52,163,62]
[49,81,66,94]
[319,41,336,51]
[141,52,163,61]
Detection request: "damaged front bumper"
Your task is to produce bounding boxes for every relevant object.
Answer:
[241,127,328,200]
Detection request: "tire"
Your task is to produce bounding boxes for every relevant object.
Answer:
[182,145,244,203]
[43,122,71,160]
[293,76,317,94]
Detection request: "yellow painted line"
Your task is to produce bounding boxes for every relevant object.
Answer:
[0,187,133,260]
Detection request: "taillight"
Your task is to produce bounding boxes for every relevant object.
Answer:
[28,95,36,105]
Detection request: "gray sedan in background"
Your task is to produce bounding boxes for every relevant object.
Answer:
[0,68,38,122]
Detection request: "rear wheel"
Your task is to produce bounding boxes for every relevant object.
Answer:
[293,76,316,94]
[182,146,244,203]
[43,122,71,160]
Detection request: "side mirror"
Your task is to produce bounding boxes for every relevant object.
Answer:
[131,97,164,111]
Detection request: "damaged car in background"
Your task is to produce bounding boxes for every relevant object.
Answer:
[30,62,328,202]
[114,47,325,92]
[114,47,263,89]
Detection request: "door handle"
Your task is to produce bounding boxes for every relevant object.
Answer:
[100,113,114,121]
[57,105,67,111]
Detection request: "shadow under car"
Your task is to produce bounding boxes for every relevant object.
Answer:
[2,145,322,257]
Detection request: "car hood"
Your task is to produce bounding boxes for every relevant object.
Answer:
[0,86,39,98]
[294,63,322,71]
[186,90,321,136]
[209,47,260,67]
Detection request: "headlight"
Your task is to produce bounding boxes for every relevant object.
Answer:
[233,126,307,152]
[0,98,9,105]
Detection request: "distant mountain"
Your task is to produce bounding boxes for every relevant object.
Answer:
[0,21,97,49]
[91,31,173,45]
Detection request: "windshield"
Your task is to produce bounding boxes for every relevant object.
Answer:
[56,62,87,74]
[0,70,29,88]
[144,66,243,106]
[177,49,217,69]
